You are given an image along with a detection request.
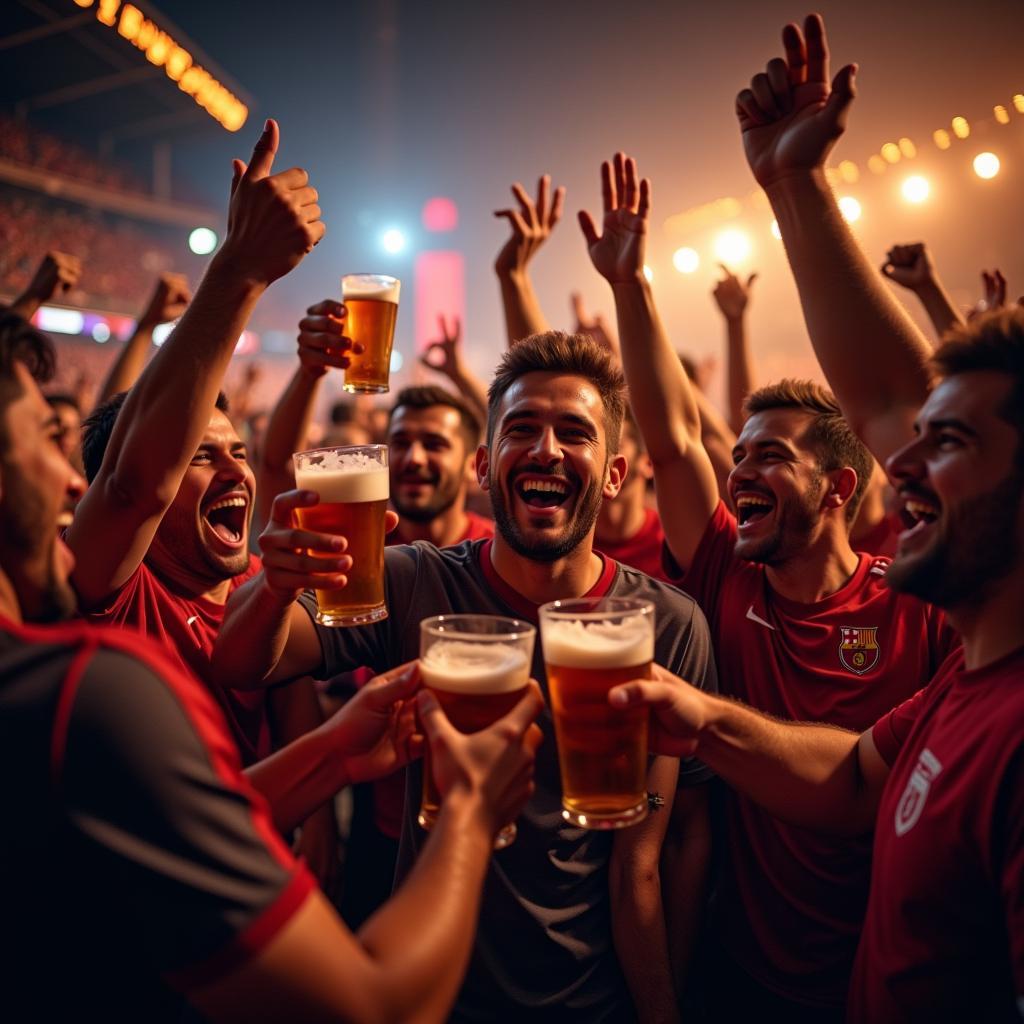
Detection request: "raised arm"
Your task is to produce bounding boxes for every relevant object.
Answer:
[493,175,565,346]
[736,14,933,464]
[69,120,324,607]
[8,250,81,322]
[96,273,192,405]
[712,264,758,433]
[420,315,489,426]
[580,153,720,569]
[880,242,963,343]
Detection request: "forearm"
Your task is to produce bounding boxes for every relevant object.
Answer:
[725,316,754,433]
[498,270,550,346]
[96,325,155,404]
[259,367,321,523]
[767,170,932,436]
[8,292,42,322]
[912,279,964,343]
[357,796,492,1022]
[445,365,489,427]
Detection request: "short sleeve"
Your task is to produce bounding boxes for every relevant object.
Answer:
[674,501,738,618]
[871,687,929,767]
[61,647,315,991]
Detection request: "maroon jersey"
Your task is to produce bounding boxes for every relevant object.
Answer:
[85,555,271,765]
[596,506,671,582]
[681,501,957,1006]
[850,646,1024,1022]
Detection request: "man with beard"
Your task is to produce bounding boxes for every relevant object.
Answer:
[583,150,956,1018]
[215,330,718,1023]
[0,311,546,1022]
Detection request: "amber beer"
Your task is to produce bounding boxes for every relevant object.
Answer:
[341,274,400,394]
[293,445,389,626]
[539,598,655,829]
[418,615,535,849]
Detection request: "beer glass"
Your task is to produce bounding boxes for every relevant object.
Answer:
[418,614,535,849]
[292,444,389,626]
[341,273,400,394]
[539,597,654,829]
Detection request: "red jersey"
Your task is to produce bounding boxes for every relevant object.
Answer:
[596,506,671,582]
[681,501,957,1006]
[851,514,899,559]
[85,555,272,766]
[851,645,1024,1022]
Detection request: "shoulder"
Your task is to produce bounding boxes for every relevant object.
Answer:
[612,564,706,629]
[463,512,495,541]
[387,538,481,575]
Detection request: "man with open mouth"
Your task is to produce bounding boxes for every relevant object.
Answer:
[593,147,958,1020]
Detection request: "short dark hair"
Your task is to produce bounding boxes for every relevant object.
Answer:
[932,309,1024,465]
[82,389,229,484]
[487,332,626,453]
[0,312,55,449]
[744,379,873,522]
[389,384,481,451]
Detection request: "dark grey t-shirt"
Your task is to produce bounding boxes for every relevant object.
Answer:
[301,539,718,1021]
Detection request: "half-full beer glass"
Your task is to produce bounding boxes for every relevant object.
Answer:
[341,273,400,394]
[292,444,389,626]
[539,597,654,829]
[418,615,535,849]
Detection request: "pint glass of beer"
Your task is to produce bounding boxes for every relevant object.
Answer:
[341,273,400,394]
[292,444,389,626]
[418,614,535,849]
[539,597,654,829]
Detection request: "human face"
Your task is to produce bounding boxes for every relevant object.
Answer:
[886,371,1024,609]
[478,372,624,562]
[51,402,81,462]
[388,405,470,524]
[148,409,255,585]
[728,408,828,565]
[0,364,84,622]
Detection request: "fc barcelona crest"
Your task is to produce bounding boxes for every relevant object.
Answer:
[838,626,880,675]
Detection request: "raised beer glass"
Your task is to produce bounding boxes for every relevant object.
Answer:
[341,273,400,394]
[418,614,535,849]
[539,597,654,829]
[292,444,389,626]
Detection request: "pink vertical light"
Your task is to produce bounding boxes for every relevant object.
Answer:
[414,250,465,354]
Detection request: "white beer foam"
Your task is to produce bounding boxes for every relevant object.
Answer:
[343,276,401,303]
[420,641,529,695]
[542,616,653,669]
[295,452,389,503]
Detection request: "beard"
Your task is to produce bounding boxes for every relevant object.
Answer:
[391,472,461,524]
[152,504,251,585]
[735,472,823,566]
[489,466,604,563]
[34,559,77,623]
[887,469,1024,609]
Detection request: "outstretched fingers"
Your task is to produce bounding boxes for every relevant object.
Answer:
[804,13,830,85]
[637,178,651,221]
[782,22,807,86]
[244,118,279,181]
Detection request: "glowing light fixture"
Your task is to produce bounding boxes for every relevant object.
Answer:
[901,175,931,204]
[838,196,862,223]
[973,152,1000,179]
[672,247,700,273]
[881,142,901,164]
[951,116,970,139]
[994,105,1010,125]
[188,227,217,255]
[933,129,952,150]
[769,219,781,241]
[714,229,752,264]
[37,307,84,335]
[1014,94,1024,114]
[91,322,111,343]
[390,349,404,373]
[838,160,859,184]
[381,228,407,254]
[898,137,917,159]
[867,155,887,174]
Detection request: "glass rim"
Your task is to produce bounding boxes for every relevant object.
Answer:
[538,596,655,622]
[341,272,400,285]
[420,614,536,642]
[293,442,388,460]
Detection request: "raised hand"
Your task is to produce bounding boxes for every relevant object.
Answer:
[980,269,1007,312]
[494,174,565,277]
[418,681,544,840]
[219,119,325,287]
[571,292,620,359]
[297,299,360,378]
[420,314,465,379]
[578,152,650,285]
[712,264,758,320]
[608,664,706,758]
[880,243,936,292]
[137,272,192,329]
[23,250,81,303]
[736,14,857,189]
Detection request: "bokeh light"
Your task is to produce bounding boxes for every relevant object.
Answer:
[838,196,862,223]
[672,247,700,273]
[714,229,751,264]
[901,175,931,204]
[381,228,407,254]
[188,227,217,255]
[973,152,1000,179]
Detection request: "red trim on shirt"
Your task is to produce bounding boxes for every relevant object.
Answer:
[49,639,96,788]
[165,867,316,992]
[476,539,616,622]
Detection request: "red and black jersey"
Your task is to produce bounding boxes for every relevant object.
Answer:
[0,615,314,1020]
[850,646,1024,1022]
[679,501,958,1006]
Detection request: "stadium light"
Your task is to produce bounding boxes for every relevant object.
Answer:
[714,229,751,264]
[188,227,218,255]
[901,175,931,204]
[838,196,862,223]
[973,152,1000,179]
[672,247,699,274]
[381,228,407,255]
[91,322,111,343]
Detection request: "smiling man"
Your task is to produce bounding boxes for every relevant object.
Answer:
[582,150,957,1018]
[214,329,718,1022]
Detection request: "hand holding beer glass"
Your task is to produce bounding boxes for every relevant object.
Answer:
[539,597,654,829]
[418,615,535,849]
[292,444,389,626]
[341,274,400,394]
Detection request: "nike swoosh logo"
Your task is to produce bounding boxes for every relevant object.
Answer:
[745,605,775,630]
